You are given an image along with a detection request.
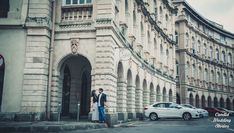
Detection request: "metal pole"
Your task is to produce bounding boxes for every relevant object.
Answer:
[77,103,80,121]
[47,0,56,120]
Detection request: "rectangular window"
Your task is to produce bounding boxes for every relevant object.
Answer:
[66,0,71,4]
[73,0,78,4]
[87,0,92,3]
[0,0,9,18]
[79,0,85,4]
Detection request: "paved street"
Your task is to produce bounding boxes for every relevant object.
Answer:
[58,117,234,133]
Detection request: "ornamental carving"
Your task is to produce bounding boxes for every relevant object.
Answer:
[71,39,79,55]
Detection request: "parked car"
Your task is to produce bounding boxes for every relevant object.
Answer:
[216,107,234,116]
[181,104,209,118]
[203,107,225,116]
[144,102,200,121]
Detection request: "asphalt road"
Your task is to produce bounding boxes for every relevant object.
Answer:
[59,116,234,133]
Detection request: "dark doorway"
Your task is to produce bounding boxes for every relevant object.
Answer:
[0,0,9,18]
[61,65,71,116]
[80,72,91,118]
[0,55,5,111]
[176,93,180,104]
[214,97,218,107]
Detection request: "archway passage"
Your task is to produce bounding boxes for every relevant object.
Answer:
[60,55,92,119]
[201,95,205,108]
[220,97,224,108]
[169,89,173,102]
[214,97,218,107]
[195,94,200,108]
[0,55,5,111]
[208,96,212,107]
[189,93,194,106]
[226,98,231,110]
[176,93,180,104]
[61,65,71,116]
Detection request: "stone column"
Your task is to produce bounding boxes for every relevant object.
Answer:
[21,0,51,121]
[116,79,128,121]
[127,85,136,119]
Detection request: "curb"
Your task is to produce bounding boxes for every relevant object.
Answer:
[0,123,107,132]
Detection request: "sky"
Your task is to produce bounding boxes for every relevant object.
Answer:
[186,0,234,33]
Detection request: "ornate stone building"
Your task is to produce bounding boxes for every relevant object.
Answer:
[0,0,233,125]
[173,0,234,110]
[0,0,176,124]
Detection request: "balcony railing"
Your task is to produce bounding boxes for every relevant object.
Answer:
[61,5,93,22]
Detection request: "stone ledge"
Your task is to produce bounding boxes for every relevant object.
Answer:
[0,121,107,132]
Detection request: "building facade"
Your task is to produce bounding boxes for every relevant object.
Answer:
[0,0,233,125]
[0,0,177,124]
[173,0,234,110]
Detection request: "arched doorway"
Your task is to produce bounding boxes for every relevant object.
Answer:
[150,83,155,104]
[176,93,180,104]
[156,85,161,102]
[169,89,173,102]
[226,98,231,110]
[208,96,212,107]
[0,55,5,111]
[162,88,166,102]
[59,55,92,119]
[201,95,205,108]
[143,79,148,107]
[214,97,218,107]
[220,97,224,108]
[117,62,125,114]
[61,65,71,116]
[189,93,194,106]
[195,94,200,108]
[127,69,134,114]
[135,75,141,113]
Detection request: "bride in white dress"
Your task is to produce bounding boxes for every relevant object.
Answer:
[91,90,99,122]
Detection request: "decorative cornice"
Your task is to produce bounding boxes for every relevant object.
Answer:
[176,49,234,71]
[173,0,234,39]
[26,17,51,29]
[135,0,176,46]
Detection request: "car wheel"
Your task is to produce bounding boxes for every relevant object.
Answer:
[183,112,192,120]
[149,113,158,121]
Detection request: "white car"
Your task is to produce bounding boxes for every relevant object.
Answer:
[181,104,209,118]
[144,102,200,121]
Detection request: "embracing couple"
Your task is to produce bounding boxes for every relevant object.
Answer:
[91,88,107,123]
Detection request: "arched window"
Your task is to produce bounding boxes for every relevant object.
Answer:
[222,51,226,63]
[0,55,5,111]
[175,31,178,44]
[125,0,129,13]
[210,47,213,59]
[228,53,232,64]
[197,40,201,53]
[199,67,202,80]
[210,70,214,83]
[204,69,208,81]
[192,37,195,54]
[0,0,9,18]
[223,73,227,85]
[216,49,219,61]
[133,10,136,26]
[204,43,207,55]
[147,31,151,49]
[216,72,220,84]
[230,75,233,86]
[192,64,196,78]
[176,61,179,76]
[186,33,189,47]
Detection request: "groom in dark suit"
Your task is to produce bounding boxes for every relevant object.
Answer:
[97,88,107,123]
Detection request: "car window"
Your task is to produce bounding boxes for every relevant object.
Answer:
[153,103,165,108]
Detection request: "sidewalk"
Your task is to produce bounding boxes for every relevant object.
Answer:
[0,121,107,132]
